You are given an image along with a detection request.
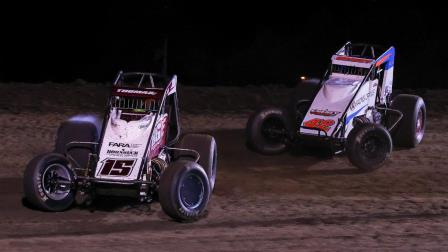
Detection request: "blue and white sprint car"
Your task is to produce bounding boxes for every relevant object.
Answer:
[247,42,426,171]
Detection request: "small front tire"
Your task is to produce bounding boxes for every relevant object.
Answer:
[346,123,392,172]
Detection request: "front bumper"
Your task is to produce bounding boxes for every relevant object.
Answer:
[297,126,345,153]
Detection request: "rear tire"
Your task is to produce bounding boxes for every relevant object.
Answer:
[54,114,102,170]
[177,134,218,190]
[346,123,392,172]
[159,160,211,222]
[246,107,291,155]
[390,94,426,147]
[23,153,76,211]
[288,79,320,128]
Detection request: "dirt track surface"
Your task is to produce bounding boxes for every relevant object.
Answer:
[2,123,448,251]
[1,83,448,251]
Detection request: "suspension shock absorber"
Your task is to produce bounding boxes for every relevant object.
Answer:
[140,157,168,203]
[151,158,168,183]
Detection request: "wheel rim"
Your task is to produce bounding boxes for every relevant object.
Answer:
[361,135,386,159]
[261,117,286,143]
[41,163,72,201]
[179,173,205,210]
[416,108,424,142]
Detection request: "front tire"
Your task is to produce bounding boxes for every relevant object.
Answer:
[346,123,392,172]
[23,153,76,211]
[246,107,291,155]
[159,160,211,222]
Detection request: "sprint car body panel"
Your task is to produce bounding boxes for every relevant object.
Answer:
[93,74,177,182]
[300,74,363,137]
[95,112,168,181]
[299,42,395,139]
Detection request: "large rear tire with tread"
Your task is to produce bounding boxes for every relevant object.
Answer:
[390,94,426,147]
[54,114,102,170]
[159,160,211,222]
[246,107,291,155]
[176,134,218,190]
[288,79,320,128]
[346,123,392,172]
[23,153,76,211]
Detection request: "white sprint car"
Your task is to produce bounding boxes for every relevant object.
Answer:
[247,42,426,171]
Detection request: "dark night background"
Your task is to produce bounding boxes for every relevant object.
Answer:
[0,1,446,88]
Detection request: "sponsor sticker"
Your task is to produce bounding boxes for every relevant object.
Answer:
[106,149,138,157]
[310,109,340,117]
[349,89,376,111]
[109,142,141,148]
[303,118,335,132]
[116,89,158,95]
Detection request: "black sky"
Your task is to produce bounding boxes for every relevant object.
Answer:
[0,1,447,88]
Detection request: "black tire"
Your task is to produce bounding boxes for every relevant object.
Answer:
[54,114,102,170]
[23,153,76,211]
[346,123,392,171]
[177,134,218,190]
[288,79,320,128]
[246,107,291,155]
[159,160,211,222]
[390,94,426,147]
